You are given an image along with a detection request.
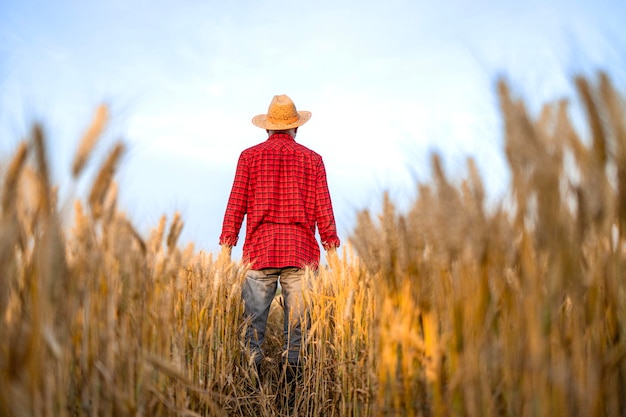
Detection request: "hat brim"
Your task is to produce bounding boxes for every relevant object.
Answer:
[251,111,312,130]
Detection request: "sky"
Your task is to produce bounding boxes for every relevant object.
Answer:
[1,0,625,259]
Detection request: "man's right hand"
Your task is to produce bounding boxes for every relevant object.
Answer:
[326,247,340,271]
[218,245,232,264]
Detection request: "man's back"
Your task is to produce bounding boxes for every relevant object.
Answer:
[220,132,338,269]
[242,133,321,228]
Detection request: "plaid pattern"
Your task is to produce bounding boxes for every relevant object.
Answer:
[220,133,340,269]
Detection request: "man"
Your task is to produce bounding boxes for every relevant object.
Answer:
[219,94,340,382]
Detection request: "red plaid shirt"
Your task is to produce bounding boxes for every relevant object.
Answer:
[219,133,340,270]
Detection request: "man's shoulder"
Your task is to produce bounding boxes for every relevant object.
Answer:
[293,141,322,157]
[240,141,267,156]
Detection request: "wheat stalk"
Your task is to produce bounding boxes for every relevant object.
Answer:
[72,104,109,178]
[88,142,124,220]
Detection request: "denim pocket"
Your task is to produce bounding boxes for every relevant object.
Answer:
[246,269,267,280]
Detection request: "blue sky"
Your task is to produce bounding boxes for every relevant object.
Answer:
[1,0,625,258]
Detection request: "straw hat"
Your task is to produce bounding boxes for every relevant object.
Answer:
[252,94,311,130]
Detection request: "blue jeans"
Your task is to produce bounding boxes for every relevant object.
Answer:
[242,267,307,366]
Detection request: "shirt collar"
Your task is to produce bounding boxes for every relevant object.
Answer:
[268,132,295,141]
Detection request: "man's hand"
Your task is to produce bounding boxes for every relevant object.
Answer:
[218,245,232,264]
[325,246,340,272]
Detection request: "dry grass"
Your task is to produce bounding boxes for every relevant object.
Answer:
[1,72,625,416]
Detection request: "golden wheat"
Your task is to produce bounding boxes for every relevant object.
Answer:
[72,104,109,178]
[1,72,626,416]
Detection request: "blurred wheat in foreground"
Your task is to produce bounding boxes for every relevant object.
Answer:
[1,73,626,417]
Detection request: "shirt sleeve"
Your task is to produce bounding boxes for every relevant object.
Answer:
[315,158,340,250]
[219,153,249,247]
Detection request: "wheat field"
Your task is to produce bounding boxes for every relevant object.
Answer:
[1,72,626,416]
